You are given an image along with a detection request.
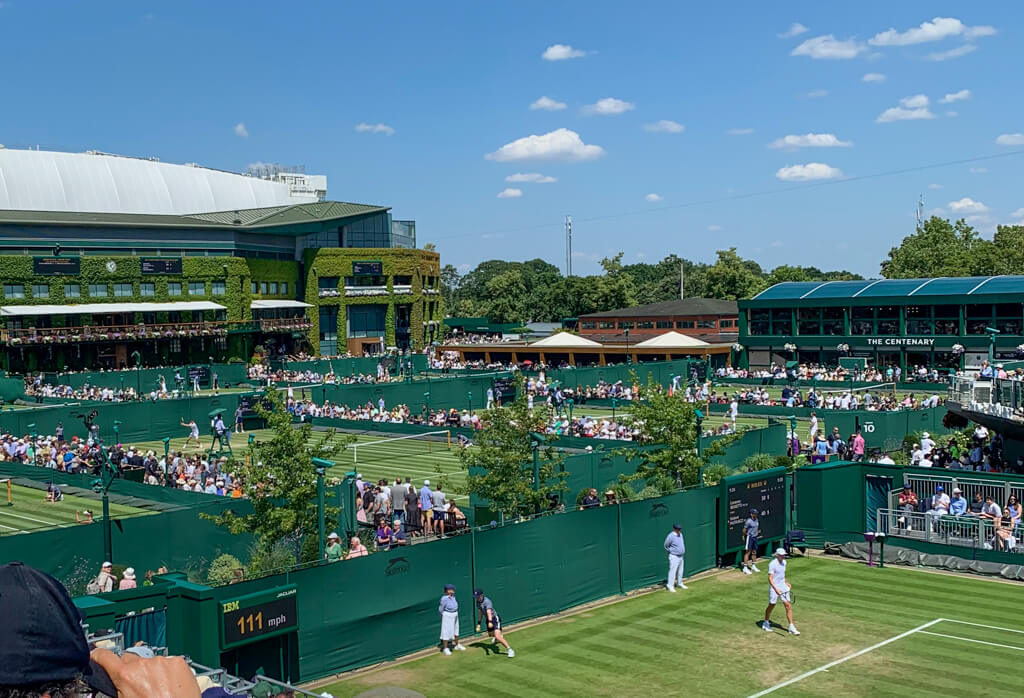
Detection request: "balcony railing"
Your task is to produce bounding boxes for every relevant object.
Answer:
[948,375,1024,418]
[257,318,312,333]
[344,286,388,297]
[0,322,228,345]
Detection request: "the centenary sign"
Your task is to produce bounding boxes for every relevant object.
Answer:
[864,337,936,347]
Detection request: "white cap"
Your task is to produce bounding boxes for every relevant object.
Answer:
[952,487,962,494]
[774,548,787,557]
[424,479,430,485]
[327,532,340,539]
[102,561,112,568]
[922,432,930,438]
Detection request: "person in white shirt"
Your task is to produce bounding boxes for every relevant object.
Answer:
[729,398,739,426]
[980,495,1002,521]
[910,444,923,465]
[762,548,799,635]
[809,413,819,443]
[920,432,936,456]
[876,454,895,465]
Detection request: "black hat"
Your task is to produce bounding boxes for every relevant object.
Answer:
[672,523,682,530]
[0,562,117,695]
[473,588,484,597]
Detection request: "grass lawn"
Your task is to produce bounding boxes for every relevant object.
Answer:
[314,556,1024,697]
[0,483,151,535]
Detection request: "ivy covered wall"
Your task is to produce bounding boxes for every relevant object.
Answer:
[246,258,300,300]
[303,248,442,352]
[0,255,253,324]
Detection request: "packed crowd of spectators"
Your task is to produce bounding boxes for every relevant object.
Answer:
[697,384,943,412]
[717,362,950,384]
[247,363,397,386]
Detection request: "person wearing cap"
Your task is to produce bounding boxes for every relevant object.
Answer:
[926,486,950,530]
[763,548,799,635]
[664,523,687,592]
[420,479,434,536]
[949,488,968,517]
[920,431,936,457]
[92,562,116,594]
[325,532,343,563]
[119,567,137,590]
[438,584,466,655]
[742,509,761,575]
[0,561,202,697]
[431,483,448,539]
[474,588,513,657]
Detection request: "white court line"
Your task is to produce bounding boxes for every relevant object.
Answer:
[942,618,1024,635]
[0,510,73,527]
[918,631,1024,652]
[747,618,945,697]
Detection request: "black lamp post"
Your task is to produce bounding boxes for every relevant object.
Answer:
[625,328,631,365]
[312,457,331,564]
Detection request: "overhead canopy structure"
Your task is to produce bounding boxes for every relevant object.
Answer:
[0,301,226,317]
[250,300,312,309]
[528,332,603,348]
[749,275,1024,304]
[634,331,709,348]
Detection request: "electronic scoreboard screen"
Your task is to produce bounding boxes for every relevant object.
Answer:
[719,467,788,553]
[141,257,183,274]
[352,260,383,276]
[492,376,516,401]
[33,256,80,275]
[220,585,298,650]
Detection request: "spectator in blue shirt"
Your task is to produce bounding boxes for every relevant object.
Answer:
[949,488,968,516]
[420,480,434,535]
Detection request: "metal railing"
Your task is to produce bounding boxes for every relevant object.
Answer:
[888,474,1024,513]
[0,321,228,344]
[948,375,1024,416]
[877,507,1021,554]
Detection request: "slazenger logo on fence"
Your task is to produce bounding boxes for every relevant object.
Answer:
[385,557,410,576]
[649,502,669,518]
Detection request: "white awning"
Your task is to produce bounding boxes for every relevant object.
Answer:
[0,301,226,317]
[634,331,709,349]
[529,332,603,348]
[251,300,312,309]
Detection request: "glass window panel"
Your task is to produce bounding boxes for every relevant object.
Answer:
[4,284,24,299]
[211,281,225,296]
[168,283,182,296]
[599,321,615,329]
[140,283,155,297]
[88,284,107,297]
[933,305,958,318]
[65,284,81,298]
[906,318,932,335]
[188,282,205,296]
[32,284,49,299]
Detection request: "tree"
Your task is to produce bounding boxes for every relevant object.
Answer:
[459,377,567,517]
[703,248,768,300]
[880,216,995,278]
[616,375,738,489]
[203,389,350,566]
[991,225,1024,274]
[482,270,529,323]
[593,253,638,311]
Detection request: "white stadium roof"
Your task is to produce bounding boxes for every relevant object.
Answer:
[0,149,319,215]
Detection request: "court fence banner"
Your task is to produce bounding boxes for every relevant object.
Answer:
[700,422,788,465]
[43,363,250,392]
[533,359,699,391]
[73,487,720,683]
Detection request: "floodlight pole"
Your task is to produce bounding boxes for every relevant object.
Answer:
[985,326,1001,366]
[312,457,331,564]
[424,391,431,416]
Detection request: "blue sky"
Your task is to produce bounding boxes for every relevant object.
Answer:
[1,2,1022,278]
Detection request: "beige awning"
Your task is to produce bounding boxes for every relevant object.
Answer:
[0,301,226,317]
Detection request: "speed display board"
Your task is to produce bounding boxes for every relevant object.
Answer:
[220,585,298,650]
[719,467,788,554]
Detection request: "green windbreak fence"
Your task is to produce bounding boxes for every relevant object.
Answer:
[534,359,698,389]
[0,377,23,401]
[43,363,250,391]
[319,373,507,411]
[281,355,428,376]
[700,422,788,465]
[75,487,719,682]
[0,392,252,444]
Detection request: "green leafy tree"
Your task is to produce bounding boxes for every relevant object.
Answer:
[594,253,638,310]
[991,225,1024,275]
[880,217,995,278]
[703,248,768,300]
[482,269,529,323]
[616,375,738,488]
[459,377,567,517]
[203,389,351,566]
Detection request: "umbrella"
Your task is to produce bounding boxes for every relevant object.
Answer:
[522,360,533,365]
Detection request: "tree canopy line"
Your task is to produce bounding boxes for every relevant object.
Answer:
[441,218,1024,325]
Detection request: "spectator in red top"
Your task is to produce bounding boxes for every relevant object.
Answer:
[898,484,919,531]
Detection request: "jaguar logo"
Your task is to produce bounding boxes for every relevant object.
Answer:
[649,502,669,518]
[385,557,411,576]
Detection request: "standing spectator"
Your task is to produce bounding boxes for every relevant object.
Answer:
[486,386,495,409]
[580,488,601,510]
[664,523,687,592]
[88,562,116,594]
[390,477,408,526]
[420,480,434,536]
[438,584,466,655]
[118,568,137,590]
[325,532,343,563]
[375,517,393,551]
[211,371,219,395]
[851,431,865,462]
[741,509,760,575]
[920,432,936,457]
[405,483,421,533]
[432,485,448,538]
[345,536,369,559]
[808,412,819,443]
[234,406,244,434]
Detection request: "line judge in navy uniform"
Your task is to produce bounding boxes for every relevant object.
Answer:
[438,584,466,655]
[664,523,687,591]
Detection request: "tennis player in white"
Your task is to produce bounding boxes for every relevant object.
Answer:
[763,548,799,635]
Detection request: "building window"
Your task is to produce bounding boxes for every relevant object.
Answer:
[319,306,338,356]
[280,282,288,295]
[636,321,655,329]
[720,319,736,329]
[599,321,615,330]
[65,284,81,298]
[317,276,338,290]
[4,284,24,299]
[393,275,412,286]
[139,282,155,297]
[347,304,386,338]
[88,284,108,298]
[188,282,205,296]
[212,281,226,296]
[113,283,133,297]
[168,282,182,297]
[260,282,268,294]
[344,276,386,287]
[581,321,597,330]
[31,284,49,299]
[697,320,716,329]
[269,282,278,295]
[677,320,695,329]
[251,282,258,294]
[617,321,634,329]
[656,321,673,329]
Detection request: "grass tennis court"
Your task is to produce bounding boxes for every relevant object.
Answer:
[0,483,151,535]
[314,556,1024,697]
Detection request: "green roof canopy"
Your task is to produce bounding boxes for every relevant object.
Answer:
[743,276,1024,307]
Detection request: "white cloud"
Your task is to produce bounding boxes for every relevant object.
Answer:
[940,89,971,104]
[497,188,523,199]
[1009,208,1024,223]
[542,44,586,61]
[644,120,685,133]
[583,97,635,116]
[505,172,557,184]
[768,133,852,149]
[775,163,843,181]
[727,128,754,135]
[530,96,567,111]
[996,133,1024,146]
[862,72,886,83]
[969,167,987,174]
[927,44,977,61]
[945,111,958,118]
[355,122,395,135]
[927,183,943,189]
[869,17,995,46]
[778,23,809,39]
[806,89,828,98]
[233,122,248,138]
[707,225,723,232]
[876,95,936,122]
[485,128,605,162]
[791,35,866,59]
[948,197,988,213]
[644,193,663,202]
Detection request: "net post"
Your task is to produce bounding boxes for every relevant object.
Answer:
[447,430,451,449]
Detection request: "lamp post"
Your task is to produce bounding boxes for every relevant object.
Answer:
[695,409,705,486]
[467,391,473,413]
[131,350,142,397]
[529,432,545,514]
[624,328,631,365]
[424,391,431,416]
[312,457,331,564]
[113,420,121,445]
[985,326,1001,367]
[611,397,618,421]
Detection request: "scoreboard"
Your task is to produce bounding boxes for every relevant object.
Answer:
[719,467,788,554]
[352,260,383,276]
[220,585,298,650]
[141,257,183,275]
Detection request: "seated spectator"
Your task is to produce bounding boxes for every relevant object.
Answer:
[980,495,1002,521]
[1004,495,1022,528]
[581,488,601,510]
[927,486,950,516]
[391,519,409,546]
[375,518,393,551]
[345,536,369,559]
[897,484,918,530]
[118,567,137,590]
[967,492,985,516]
[949,488,968,516]
[447,500,466,523]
